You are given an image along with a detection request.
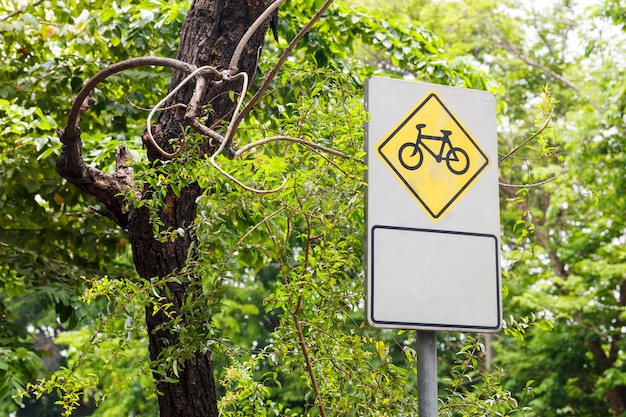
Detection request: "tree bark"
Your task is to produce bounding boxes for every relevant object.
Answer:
[132,2,275,415]
[57,1,276,415]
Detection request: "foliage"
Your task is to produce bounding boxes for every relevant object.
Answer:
[349,0,626,415]
[0,0,184,414]
[0,0,526,415]
[418,0,626,415]
[439,336,534,417]
[5,0,626,416]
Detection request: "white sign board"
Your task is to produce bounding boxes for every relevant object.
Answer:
[365,77,502,332]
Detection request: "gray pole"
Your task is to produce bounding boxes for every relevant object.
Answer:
[417,330,438,416]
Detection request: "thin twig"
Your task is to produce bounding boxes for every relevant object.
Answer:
[186,118,236,158]
[235,135,348,158]
[145,65,221,158]
[293,190,327,417]
[498,110,554,164]
[223,71,250,148]
[0,0,44,22]
[451,341,480,396]
[223,206,286,265]
[206,71,289,194]
[206,0,341,194]
[499,165,565,188]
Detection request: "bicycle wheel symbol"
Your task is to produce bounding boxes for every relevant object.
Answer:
[445,147,469,175]
[399,142,424,170]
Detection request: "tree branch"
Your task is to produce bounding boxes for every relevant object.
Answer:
[294,195,327,417]
[499,165,565,188]
[498,109,554,164]
[57,57,197,227]
[58,2,347,201]
[55,140,134,228]
[0,0,44,22]
[228,0,286,72]
[65,57,197,139]
[235,135,348,158]
[230,0,335,139]
[498,39,600,111]
[144,65,220,158]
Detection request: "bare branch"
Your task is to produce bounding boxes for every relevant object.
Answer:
[186,118,236,158]
[221,71,249,150]
[65,57,197,139]
[235,135,348,159]
[231,0,335,136]
[144,65,220,158]
[55,136,135,227]
[205,72,289,195]
[208,134,351,195]
[229,0,286,72]
[210,165,288,195]
[499,165,565,188]
[59,0,347,199]
[57,57,197,227]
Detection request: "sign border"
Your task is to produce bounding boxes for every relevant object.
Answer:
[369,225,502,332]
[376,92,491,220]
[364,77,502,334]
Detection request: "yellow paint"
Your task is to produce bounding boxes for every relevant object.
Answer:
[377,91,490,221]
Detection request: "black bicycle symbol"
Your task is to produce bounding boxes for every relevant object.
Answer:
[398,123,469,175]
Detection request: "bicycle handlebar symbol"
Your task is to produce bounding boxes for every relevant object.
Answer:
[398,123,469,175]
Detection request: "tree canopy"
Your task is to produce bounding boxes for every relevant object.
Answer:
[1,0,626,416]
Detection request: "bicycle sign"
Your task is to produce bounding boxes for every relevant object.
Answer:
[376,90,490,220]
[399,123,469,175]
[365,77,501,333]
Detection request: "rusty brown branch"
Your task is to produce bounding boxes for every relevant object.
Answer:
[57,57,198,227]
[65,57,197,139]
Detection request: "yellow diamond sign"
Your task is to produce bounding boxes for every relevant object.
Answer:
[376,91,491,221]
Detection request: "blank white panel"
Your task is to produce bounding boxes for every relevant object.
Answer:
[370,226,500,331]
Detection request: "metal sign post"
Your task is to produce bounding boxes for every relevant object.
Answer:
[417,331,438,417]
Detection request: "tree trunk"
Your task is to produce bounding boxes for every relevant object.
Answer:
[57,0,276,415]
[127,184,218,417]
[134,2,274,416]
